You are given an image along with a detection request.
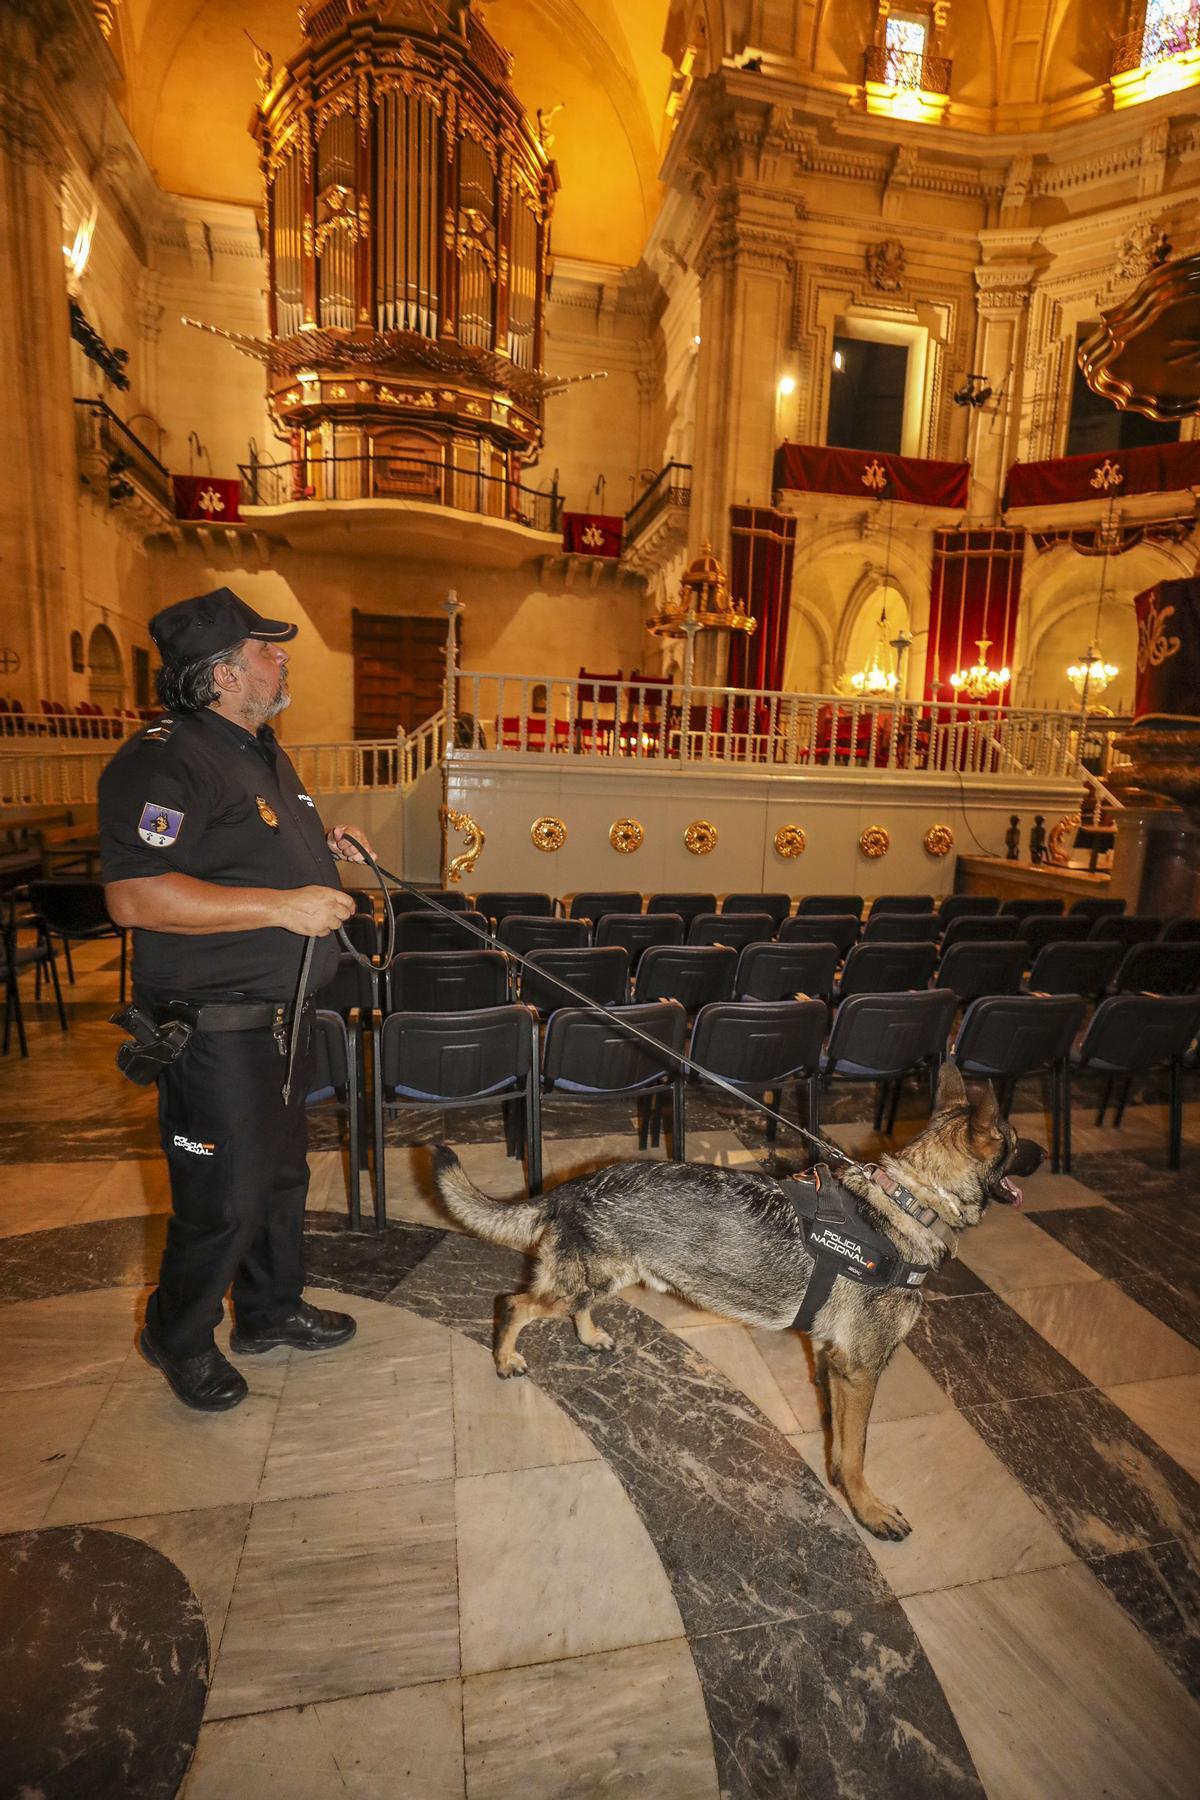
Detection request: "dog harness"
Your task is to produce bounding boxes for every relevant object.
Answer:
[783,1164,935,1332]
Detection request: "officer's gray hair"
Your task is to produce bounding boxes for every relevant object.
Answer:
[155,640,247,713]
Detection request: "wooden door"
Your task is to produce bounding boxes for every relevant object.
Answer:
[352,610,446,738]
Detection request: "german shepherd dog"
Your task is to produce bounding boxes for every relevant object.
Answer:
[433,1063,1043,1541]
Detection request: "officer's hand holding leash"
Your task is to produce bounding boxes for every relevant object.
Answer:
[275,886,356,937]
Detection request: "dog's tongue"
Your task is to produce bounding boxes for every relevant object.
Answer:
[999,1176,1024,1206]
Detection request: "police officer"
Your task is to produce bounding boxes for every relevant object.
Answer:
[99,587,371,1412]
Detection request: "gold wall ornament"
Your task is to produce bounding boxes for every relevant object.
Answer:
[440,805,485,883]
[923,824,954,858]
[530,815,566,853]
[684,819,718,856]
[609,817,644,854]
[859,825,890,859]
[1046,812,1080,867]
[774,824,807,859]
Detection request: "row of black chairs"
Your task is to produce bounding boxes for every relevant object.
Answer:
[310,981,1200,1232]
[2,880,129,1057]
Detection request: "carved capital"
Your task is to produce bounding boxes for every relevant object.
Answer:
[974,264,1036,317]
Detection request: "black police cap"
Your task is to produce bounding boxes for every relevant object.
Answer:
[150,588,297,666]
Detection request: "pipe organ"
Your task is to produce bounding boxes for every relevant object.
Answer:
[252,0,557,504]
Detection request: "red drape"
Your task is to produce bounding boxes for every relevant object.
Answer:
[773,443,970,509]
[1133,576,1200,723]
[562,512,623,557]
[727,505,797,692]
[925,528,1024,701]
[1004,440,1200,509]
[171,476,241,523]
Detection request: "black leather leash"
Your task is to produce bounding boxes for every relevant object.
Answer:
[333,834,864,1169]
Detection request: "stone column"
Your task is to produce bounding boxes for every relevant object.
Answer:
[0,7,85,705]
[966,262,1037,522]
[691,203,796,561]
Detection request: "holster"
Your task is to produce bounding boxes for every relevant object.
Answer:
[110,1004,193,1085]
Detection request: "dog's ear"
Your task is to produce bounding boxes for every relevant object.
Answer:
[966,1078,1004,1154]
[934,1060,968,1111]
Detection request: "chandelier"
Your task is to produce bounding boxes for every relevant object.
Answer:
[949,638,1010,702]
[648,542,757,639]
[1068,650,1118,700]
[848,602,900,694]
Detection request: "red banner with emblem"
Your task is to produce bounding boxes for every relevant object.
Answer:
[562,512,623,557]
[1004,440,1200,510]
[1133,576,1200,724]
[171,475,242,524]
[772,443,970,509]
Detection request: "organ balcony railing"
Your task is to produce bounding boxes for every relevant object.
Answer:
[74,398,173,521]
[624,462,692,545]
[238,453,562,533]
[863,44,952,96]
[1113,11,1200,75]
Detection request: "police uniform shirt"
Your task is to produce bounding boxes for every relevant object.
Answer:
[98,709,343,1002]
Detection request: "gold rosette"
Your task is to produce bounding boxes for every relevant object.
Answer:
[684,819,718,856]
[530,816,567,853]
[859,825,890,859]
[774,824,807,859]
[923,824,954,857]
[609,818,644,854]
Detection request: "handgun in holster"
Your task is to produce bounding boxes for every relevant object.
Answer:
[110,1004,193,1085]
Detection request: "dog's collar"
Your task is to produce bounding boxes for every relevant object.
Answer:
[868,1166,940,1230]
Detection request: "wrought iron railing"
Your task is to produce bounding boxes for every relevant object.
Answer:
[239,454,563,532]
[74,399,173,513]
[864,45,952,94]
[452,670,1128,785]
[1113,11,1200,75]
[624,462,693,544]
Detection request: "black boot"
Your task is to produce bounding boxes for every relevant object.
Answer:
[139,1327,248,1412]
[230,1299,357,1355]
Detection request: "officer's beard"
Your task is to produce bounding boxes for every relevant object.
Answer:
[248,672,291,725]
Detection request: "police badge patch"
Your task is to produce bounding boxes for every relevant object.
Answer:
[138,801,184,847]
[255,795,280,829]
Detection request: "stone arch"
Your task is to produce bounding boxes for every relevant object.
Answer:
[87,623,124,709]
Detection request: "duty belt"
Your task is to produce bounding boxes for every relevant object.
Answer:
[783,1164,933,1333]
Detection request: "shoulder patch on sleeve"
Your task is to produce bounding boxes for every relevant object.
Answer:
[142,717,175,742]
[138,802,185,847]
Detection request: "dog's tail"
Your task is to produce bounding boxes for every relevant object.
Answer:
[432,1145,547,1250]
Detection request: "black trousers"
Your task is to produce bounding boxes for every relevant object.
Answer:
[148,1015,314,1357]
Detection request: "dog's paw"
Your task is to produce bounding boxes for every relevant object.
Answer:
[495,1352,528,1379]
[586,1329,617,1354]
[856,1499,911,1542]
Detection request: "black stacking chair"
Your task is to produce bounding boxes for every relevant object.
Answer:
[937,941,1028,1006]
[779,913,860,957]
[721,893,792,927]
[497,915,589,956]
[862,912,940,944]
[1001,898,1065,922]
[1020,915,1092,958]
[837,941,938,999]
[634,945,736,1012]
[388,950,510,1013]
[521,946,629,1018]
[735,941,839,1003]
[394,909,489,954]
[688,998,828,1139]
[797,894,864,919]
[1068,897,1125,922]
[386,887,469,914]
[687,911,774,950]
[28,880,128,1001]
[1,937,31,1058]
[940,914,1021,952]
[1161,917,1200,944]
[1026,940,1122,1001]
[322,952,382,1019]
[1087,914,1162,951]
[1071,993,1200,1169]
[1113,942,1200,996]
[870,895,935,915]
[646,893,716,925]
[372,1004,541,1227]
[937,895,1000,931]
[567,891,641,924]
[821,989,958,1134]
[3,893,67,1047]
[595,911,684,966]
[308,1011,365,1231]
[541,999,687,1158]
[953,994,1087,1171]
[474,891,554,926]
[350,889,377,916]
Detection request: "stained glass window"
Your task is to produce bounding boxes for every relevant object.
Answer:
[884,13,928,89]
[1140,0,1200,66]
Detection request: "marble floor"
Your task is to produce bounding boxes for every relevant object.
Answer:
[1,943,1198,1798]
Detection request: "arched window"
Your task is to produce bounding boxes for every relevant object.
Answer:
[1140,0,1200,66]
[69,630,84,673]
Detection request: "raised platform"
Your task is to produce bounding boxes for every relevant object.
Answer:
[954,855,1111,905]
